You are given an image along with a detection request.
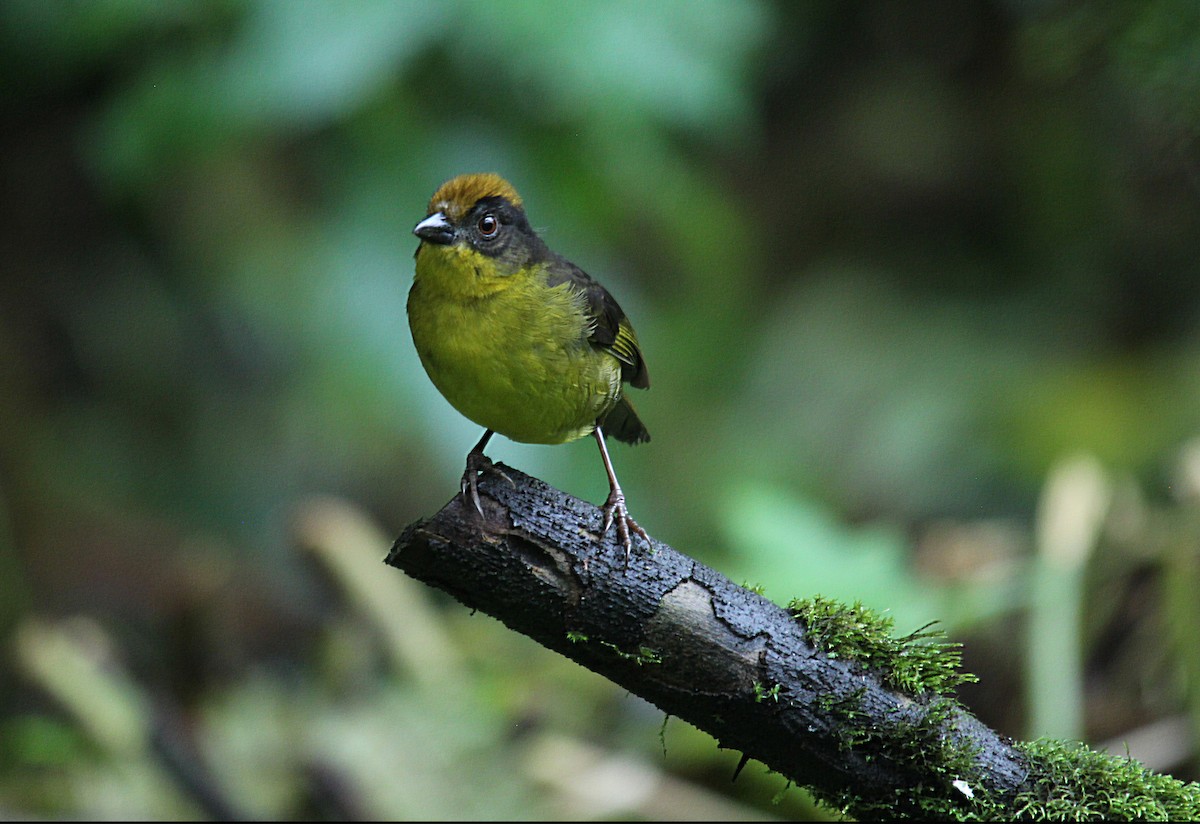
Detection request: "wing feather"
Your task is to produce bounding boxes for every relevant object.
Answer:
[546,256,649,390]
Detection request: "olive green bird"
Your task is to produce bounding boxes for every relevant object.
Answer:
[408,173,650,556]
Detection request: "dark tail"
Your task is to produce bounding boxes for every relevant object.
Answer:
[600,396,650,445]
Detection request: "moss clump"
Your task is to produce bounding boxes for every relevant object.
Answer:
[1010,738,1200,821]
[787,596,988,820]
[783,598,1200,821]
[787,595,978,697]
[814,686,872,750]
[805,690,984,820]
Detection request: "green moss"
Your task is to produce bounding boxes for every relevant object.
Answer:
[568,631,659,666]
[1008,738,1200,821]
[780,597,1200,820]
[787,595,978,697]
[599,640,661,666]
[785,596,989,819]
[805,690,984,820]
[778,726,1200,821]
[815,687,871,751]
[753,681,783,703]
[771,778,796,805]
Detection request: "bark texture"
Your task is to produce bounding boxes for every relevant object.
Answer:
[386,464,1030,820]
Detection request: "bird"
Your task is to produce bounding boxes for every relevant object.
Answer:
[408,173,651,558]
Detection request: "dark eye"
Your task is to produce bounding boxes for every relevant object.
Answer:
[477,213,499,239]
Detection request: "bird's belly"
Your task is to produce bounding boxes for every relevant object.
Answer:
[409,289,621,444]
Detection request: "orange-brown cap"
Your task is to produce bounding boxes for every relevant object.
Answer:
[425,173,523,223]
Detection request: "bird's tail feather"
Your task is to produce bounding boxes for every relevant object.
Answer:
[600,397,650,445]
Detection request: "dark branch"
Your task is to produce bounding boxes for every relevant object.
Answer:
[386,464,1036,820]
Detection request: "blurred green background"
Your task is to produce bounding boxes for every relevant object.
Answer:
[3,0,1200,818]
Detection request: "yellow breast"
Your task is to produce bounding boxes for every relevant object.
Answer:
[407,248,623,445]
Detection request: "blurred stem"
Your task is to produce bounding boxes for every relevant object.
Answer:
[1027,455,1110,741]
[1165,439,1200,754]
[14,617,244,820]
[15,618,150,756]
[290,496,465,690]
[1027,558,1085,739]
[1162,544,1200,757]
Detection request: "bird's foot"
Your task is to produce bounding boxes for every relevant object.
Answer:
[460,451,512,517]
[601,489,649,564]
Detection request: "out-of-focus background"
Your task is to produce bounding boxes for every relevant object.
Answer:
[2,0,1199,818]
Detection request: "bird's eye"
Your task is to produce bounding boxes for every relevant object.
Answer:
[477,213,499,239]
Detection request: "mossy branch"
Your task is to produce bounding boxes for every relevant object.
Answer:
[386,464,1200,822]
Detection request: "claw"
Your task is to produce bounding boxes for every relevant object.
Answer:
[459,429,511,519]
[593,425,648,564]
[600,487,649,564]
[461,450,513,518]
[461,451,488,517]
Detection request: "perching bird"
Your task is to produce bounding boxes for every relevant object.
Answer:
[408,173,650,557]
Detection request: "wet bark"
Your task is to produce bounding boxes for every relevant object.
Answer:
[386,464,1030,820]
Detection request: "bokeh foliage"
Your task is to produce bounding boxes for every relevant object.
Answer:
[2,0,1199,818]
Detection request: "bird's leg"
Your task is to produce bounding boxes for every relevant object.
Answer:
[594,426,648,563]
[461,429,511,517]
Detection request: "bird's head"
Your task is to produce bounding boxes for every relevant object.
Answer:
[413,174,544,272]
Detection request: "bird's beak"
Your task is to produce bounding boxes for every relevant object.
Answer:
[413,211,455,245]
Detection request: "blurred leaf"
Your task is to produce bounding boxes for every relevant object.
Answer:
[219,0,451,126]
[0,714,93,769]
[203,676,548,819]
[721,482,1017,635]
[1027,455,1110,741]
[452,0,768,137]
